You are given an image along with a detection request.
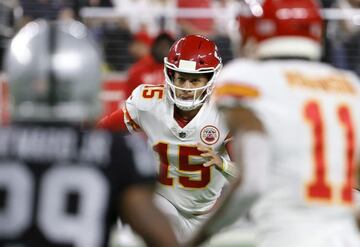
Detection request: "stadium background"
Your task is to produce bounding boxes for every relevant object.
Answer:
[0,0,359,246]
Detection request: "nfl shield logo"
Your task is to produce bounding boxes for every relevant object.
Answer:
[179,132,186,138]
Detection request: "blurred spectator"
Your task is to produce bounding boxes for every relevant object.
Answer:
[57,6,75,20]
[102,20,134,71]
[113,0,152,34]
[112,0,176,36]
[125,32,175,97]
[153,0,177,35]
[128,29,153,61]
[175,0,235,64]
[19,0,73,23]
[176,0,215,36]
[324,0,360,75]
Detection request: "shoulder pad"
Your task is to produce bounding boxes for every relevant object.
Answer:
[221,59,260,81]
[217,59,261,99]
[128,84,166,111]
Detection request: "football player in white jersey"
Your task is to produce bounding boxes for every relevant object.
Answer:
[126,35,238,240]
[99,35,237,240]
[188,0,360,247]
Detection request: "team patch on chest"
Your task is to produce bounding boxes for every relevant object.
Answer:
[200,125,220,145]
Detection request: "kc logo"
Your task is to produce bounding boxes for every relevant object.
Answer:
[200,125,219,145]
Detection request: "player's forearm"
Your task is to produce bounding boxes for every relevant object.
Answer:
[120,185,179,247]
[218,157,239,180]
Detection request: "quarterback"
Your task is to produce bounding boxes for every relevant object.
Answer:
[190,0,360,247]
[99,35,237,239]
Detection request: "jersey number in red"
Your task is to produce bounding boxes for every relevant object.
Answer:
[304,101,355,204]
[154,143,210,188]
[142,85,164,99]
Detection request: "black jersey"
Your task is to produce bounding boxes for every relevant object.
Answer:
[0,125,156,247]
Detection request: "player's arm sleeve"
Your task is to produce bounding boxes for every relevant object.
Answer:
[188,108,271,246]
[123,86,143,133]
[96,109,128,132]
[97,84,146,132]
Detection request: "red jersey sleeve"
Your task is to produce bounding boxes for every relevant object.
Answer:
[96,109,128,132]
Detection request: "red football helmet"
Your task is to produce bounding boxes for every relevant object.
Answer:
[164,35,222,111]
[238,0,323,59]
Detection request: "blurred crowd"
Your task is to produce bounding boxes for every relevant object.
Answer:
[0,0,360,77]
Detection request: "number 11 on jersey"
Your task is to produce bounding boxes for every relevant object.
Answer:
[304,101,355,204]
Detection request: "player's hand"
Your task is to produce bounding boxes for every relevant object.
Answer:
[197,143,223,169]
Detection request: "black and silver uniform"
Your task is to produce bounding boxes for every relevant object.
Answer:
[0,125,156,247]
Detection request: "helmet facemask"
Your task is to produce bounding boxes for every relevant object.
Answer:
[164,58,221,111]
[163,34,222,111]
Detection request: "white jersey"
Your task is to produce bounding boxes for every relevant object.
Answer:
[124,84,230,215]
[216,59,360,245]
